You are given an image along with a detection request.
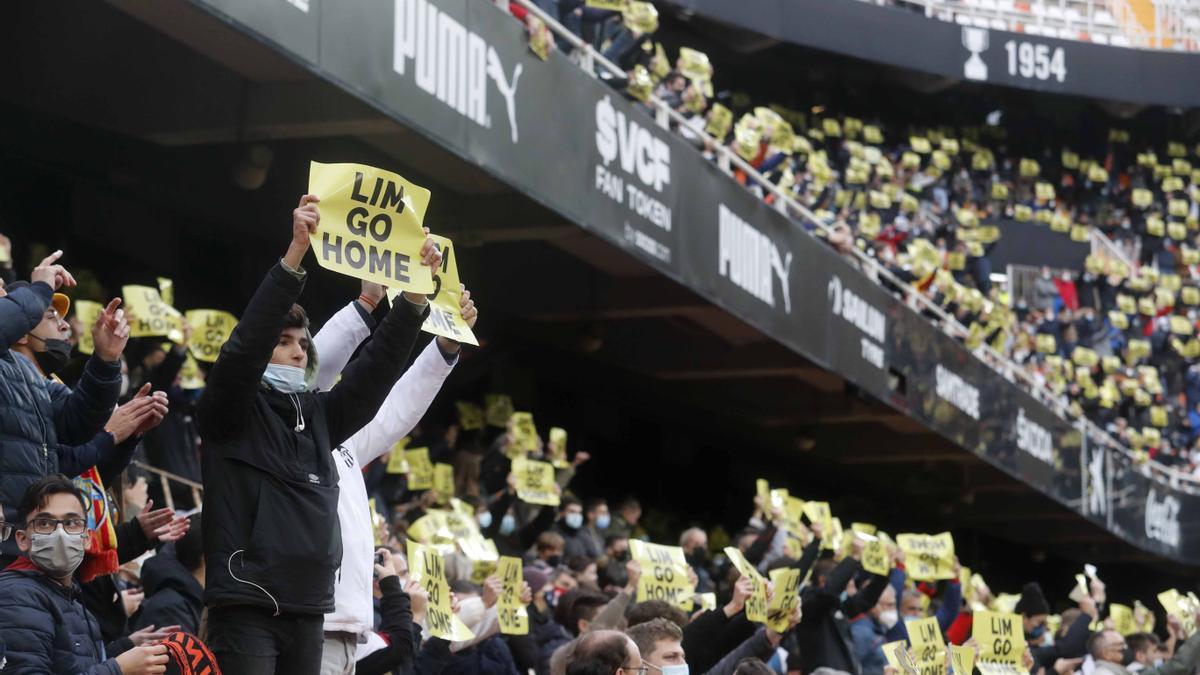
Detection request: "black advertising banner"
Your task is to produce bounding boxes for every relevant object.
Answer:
[314,0,681,275]
[188,0,1199,564]
[199,0,321,66]
[1109,453,1200,560]
[669,0,1200,108]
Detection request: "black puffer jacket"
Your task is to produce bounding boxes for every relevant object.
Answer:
[0,283,120,557]
[0,561,121,674]
[198,262,427,616]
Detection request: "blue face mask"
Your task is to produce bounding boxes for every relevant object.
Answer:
[478,511,493,529]
[499,514,517,536]
[661,665,689,675]
[262,363,307,394]
[596,514,612,530]
[1028,624,1047,640]
[565,512,584,529]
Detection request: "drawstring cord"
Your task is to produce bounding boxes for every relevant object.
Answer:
[228,549,280,616]
[289,392,305,432]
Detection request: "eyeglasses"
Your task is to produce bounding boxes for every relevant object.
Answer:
[621,666,650,675]
[28,517,87,535]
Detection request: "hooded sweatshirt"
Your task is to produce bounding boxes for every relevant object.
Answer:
[197,261,428,615]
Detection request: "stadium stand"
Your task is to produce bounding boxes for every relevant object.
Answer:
[861,0,1200,50]
[507,0,1200,483]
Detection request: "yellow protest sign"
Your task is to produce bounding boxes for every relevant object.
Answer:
[548,427,569,469]
[950,645,976,675]
[156,277,174,307]
[405,447,433,490]
[512,456,559,506]
[408,509,482,549]
[73,299,104,355]
[368,498,385,546]
[485,394,514,427]
[897,533,955,581]
[1109,603,1136,635]
[463,535,499,584]
[307,161,433,292]
[509,412,540,456]
[705,103,733,139]
[586,0,626,8]
[407,540,476,641]
[179,353,205,390]
[766,567,801,633]
[909,616,947,675]
[697,593,717,612]
[630,540,695,610]
[185,309,237,363]
[802,501,833,537]
[974,611,1027,674]
[457,402,484,431]
[862,539,891,576]
[498,556,529,635]
[421,234,477,346]
[433,463,455,502]
[724,547,767,623]
[385,437,411,474]
[122,285,183,341]
[883,641,920,675]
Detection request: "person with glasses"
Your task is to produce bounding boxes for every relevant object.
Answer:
[0,475,170,674]
[1090,617,1200,675]
[566,629,644,675]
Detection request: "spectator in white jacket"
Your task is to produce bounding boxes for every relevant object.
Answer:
[311,280,478,675]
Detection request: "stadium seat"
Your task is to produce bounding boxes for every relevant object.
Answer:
[1091,31,1110,43]
[956,12,972,24]
[973,15,992,27]
[1093,9,1116,25]
[1111,33,1131,45]
[991,17,1009,29]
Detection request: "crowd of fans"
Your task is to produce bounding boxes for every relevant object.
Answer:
[0,189,1198,675]
[504,0,1200,477]
[1,3,1199,674]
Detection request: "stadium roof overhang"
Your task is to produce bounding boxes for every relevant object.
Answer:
[2,0,1196,590]
[662,0,1200,108]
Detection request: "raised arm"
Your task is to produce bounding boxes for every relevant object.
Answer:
[48,296,132,445]
[322,238,443,448]
[312,284,383,392]
[197,195,318,440]
[345,340,458,465]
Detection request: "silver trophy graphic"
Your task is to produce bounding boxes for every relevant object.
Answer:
[962,27,989,81]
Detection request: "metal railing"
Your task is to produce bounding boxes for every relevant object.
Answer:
[509,0,1200,492]
[133,460,203,512]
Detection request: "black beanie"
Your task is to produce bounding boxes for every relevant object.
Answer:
[1015,582,1051,617]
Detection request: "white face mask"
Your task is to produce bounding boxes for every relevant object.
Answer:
[262,363,307,393]
[879,609,899,629]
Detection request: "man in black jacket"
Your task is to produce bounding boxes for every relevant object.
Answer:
[198,194,439,674]
[795,539,890,675]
